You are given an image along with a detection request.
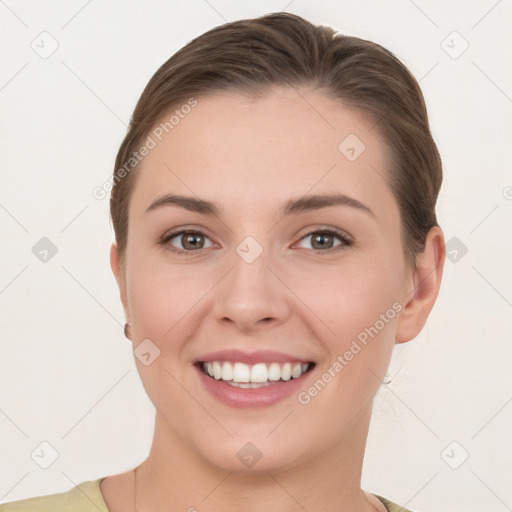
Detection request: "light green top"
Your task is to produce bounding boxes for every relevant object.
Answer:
[0,477,414,511]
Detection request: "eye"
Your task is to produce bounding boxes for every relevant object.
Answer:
[295,227,353,252]
[161,230,215,255]
[160,226,353,256]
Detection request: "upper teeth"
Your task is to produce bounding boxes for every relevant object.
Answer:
[202,361,310,383]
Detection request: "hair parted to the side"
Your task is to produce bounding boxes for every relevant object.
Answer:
[110,12,442,274]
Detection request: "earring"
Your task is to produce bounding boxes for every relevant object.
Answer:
[124,322,132,339]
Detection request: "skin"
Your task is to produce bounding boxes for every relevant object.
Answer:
[105,85,445,512]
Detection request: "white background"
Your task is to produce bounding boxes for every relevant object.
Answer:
[1,1,511,510]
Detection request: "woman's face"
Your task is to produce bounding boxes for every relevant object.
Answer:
[112,86,418,472]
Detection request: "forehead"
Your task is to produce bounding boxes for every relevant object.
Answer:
[129,86,397,222]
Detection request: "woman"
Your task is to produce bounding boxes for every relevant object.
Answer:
[0,11,445,512]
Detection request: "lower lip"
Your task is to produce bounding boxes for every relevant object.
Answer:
[195,364,313,408]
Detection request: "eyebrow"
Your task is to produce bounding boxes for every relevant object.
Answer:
[144,193,375,219]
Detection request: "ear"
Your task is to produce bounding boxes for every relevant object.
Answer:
[110,242,130,322]
[395,226,445,344]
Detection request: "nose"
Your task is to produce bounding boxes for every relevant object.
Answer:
[212,244,292,334]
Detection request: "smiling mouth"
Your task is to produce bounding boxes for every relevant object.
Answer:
[196,360,315,388]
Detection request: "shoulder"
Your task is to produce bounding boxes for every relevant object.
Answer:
[0,478,108,512]
[373,493,417,512]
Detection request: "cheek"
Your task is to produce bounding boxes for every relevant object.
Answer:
[290,265,401,425]
[288,255,403,403]
[124,262,209,419]
[290,257,403,343]
[126,255,218,351]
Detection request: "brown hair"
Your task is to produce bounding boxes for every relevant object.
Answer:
[110,12,442,273]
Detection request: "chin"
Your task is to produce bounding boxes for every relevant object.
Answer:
[192,434,310,474]
[206,449,300,474]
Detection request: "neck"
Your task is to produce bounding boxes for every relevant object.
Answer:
[133,406,379,512]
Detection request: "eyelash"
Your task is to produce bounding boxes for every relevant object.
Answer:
[160,226,353,256]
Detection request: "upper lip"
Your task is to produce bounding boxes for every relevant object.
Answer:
[195,349,314,365]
